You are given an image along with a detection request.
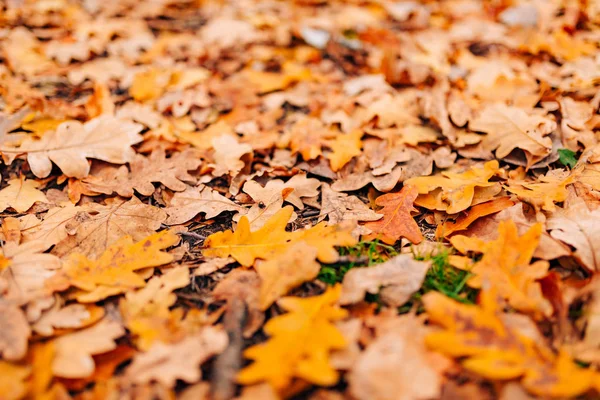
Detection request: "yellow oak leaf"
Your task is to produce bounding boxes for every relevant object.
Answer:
[256,242,320,310]
[450,221,552,317]
[130,68,170,102]
[424,290,600,398]
[204,206,356,267]
[48,230,178,302]
[237,285,348,391]
[21,118,66,138]
[326,130,363,172]
[0,178,48,213]
[245,62,312,94]
[506,169,577,212]
[405,161,502,214]
[0,361,30,400]
[362,185,423,245]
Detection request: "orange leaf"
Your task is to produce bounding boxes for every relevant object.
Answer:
[362,185,423,244]
[436,197,515,238]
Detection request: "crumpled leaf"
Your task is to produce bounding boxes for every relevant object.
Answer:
[204,206,356,266]
[52,317,125,378]
[405,161,502,214]
[436,197,515,238]
[450,220,552,317]
[340,254,431,306]
[0,116,144,178]
[165,185,242,225]
[362,186,423,244]
[0,178,48,213]
[243,174,320,209]
[548,199,600,272]
[237,285,348,391]
[470,104,554,167]
[48,230,178,302]
[424,290,600,398]
[125,326,228,387]
[52,196,167,259]
[319,184,382,228]
[256,242,321,310]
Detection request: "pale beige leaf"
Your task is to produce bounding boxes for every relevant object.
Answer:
[211,135,252,176]
[165,185,242,225]
[0,178,48,213]
[243,174,320,209]
[52,317,125,378]
[125,326,228,387]
[319,183,382,225]
[22,204,82,251]
[1,116,143,179]
[0,301,31,361]
[32,304,92,336]
[340,255,431,306]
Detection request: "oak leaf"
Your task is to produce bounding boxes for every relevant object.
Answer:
[242,174,321,209]
[256,242,321,310]
[405,161,502,214]
[237,285,348,390]
[326,130,363,172]
[0,361,30,400]
[32,303,104,337]
[125,326,228,387]
[506,169,576,212]
[49,230,178,302]
[362,186,423,244]
[204,206,356,267]
[423,290,600,397]
[165,185,242,225]
[211,134,252,176]
[0,300,31,361]
[547,199,600,272]
[0,116,144,178]
[319,183,382,227]
[450,221,552,316]
[470,104,554,168]
[0,178,48,213]
[436,197,515,238]
[52,196,167,259]
[340,254,431,306]
[21,204,82,251]
[52,317,125,378]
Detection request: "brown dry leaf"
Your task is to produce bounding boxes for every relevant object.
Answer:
[211,134,252,176]
[348,315,444,400]
[0,178,48,212]
[52,317,125,378]
[32,303,104,336]
[0,116,144,178]
[125,326,228,388]
[256,242,321,310]
[547,198,600,272]
[362,186,423,244]
[436,197,516,238]
[242,174,321,209]
[319,183,382,227]
[339,254,430,306]
[470,104,554,168]
[52,196,167,259]
[48,230,178,303]
[0,300,31,361]
[450,221,552,317]
[165,185,243,225]
[405,161,502,214]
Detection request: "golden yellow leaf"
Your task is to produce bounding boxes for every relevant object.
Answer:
[405,161,501,214]
[506,169,576,212]
[256,242,320,310]
[0,178,48,213]
[130,68,168,101]
[424,290,600,397]
[204,206,356,267]
[0,361,30,400]
[49,230,178,302]
[326,130,363,172]
[237,285,348,391]
[450,221,551,317]
[436,197,515,238]
[245,62,312,94]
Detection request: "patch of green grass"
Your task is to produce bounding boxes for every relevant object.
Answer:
[317,240,398,284]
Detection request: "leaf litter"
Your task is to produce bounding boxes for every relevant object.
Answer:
[1,0,600,399]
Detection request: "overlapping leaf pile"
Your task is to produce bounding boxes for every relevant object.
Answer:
[1,0,600,399]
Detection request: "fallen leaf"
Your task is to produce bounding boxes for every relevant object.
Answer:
[0,178,48,213]
[405,161,502,214]
[362,186,424,244]
[0,116,144,178]
[165,185,242,225]
[450,221,552,316]
[204,206,356,266]
[0,361,30,400]
[52,196,167,259]
[237,285,348,391]
[211,135,252,176]
[424,290,600,397]
[319,183,382,227]
[326,130,363,172]
[243,174,321,209]
[436,197,516,238]
[21,204,82,251]
[0,300,31,361]
[49,230,178,302]
[257,242,321,310]
[32,303,104,336]
[506,169,576,212]
[52,317,125,378]
[125,326,228,387]
[339,254,430,306]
